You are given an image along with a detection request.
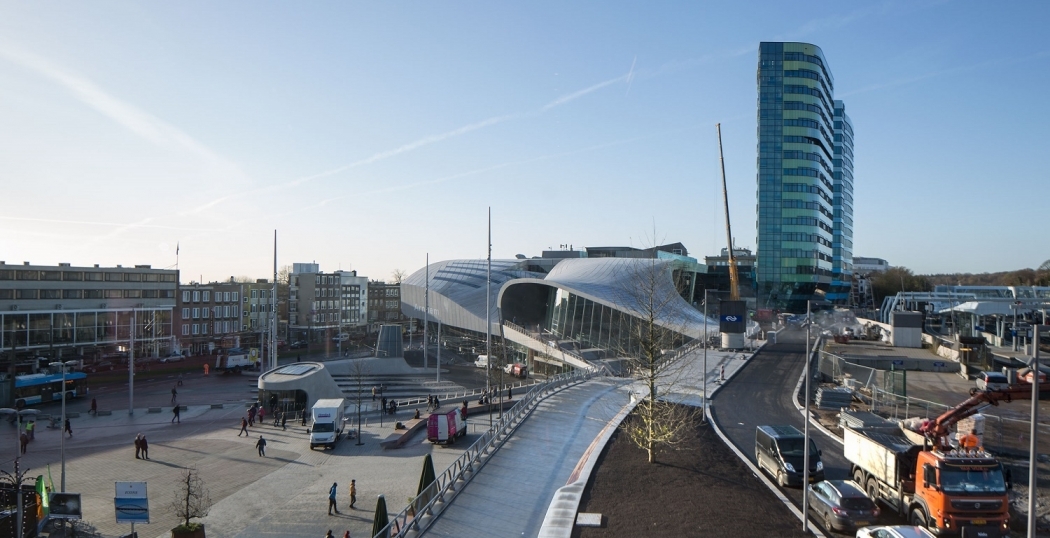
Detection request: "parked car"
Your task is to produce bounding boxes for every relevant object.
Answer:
[806,480,879,532]
[290,341,307,349]
[855,525,935,538]
[975,371,1010,392]
[160,355,185,363]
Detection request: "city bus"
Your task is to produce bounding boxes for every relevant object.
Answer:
[13,371,88,407]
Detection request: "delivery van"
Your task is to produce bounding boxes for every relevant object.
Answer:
[427,408,466,445]
[310,398,346,450]
[474,355,489,369]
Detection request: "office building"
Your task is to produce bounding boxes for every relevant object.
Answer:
[756,42,853,311]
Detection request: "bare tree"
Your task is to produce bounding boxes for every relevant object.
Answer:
[348,359,371,443]
[617,257,700,464]
[391,269,407,285]
[169,467,212,531]
[278,265,292,285]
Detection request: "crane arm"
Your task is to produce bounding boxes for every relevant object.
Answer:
[919,386,1033,446]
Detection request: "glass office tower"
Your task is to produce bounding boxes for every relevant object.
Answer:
[830,100,854,302]
[756,42,852,311]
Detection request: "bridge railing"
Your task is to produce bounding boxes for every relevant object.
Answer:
[375,366,600,538]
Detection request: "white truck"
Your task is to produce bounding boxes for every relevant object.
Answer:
[309,398,346,450]
[214,348,258,374]
[474,355,489,368]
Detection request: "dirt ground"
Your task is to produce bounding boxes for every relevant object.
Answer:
[575,410,810,538]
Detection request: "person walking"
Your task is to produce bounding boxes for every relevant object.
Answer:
[328,482,339,515]
[381,397,387,415]
[171,385,178,403]
[281,411,288,431]
[172,405,181,424]
[139,435,149,459]
[258,406,266,425]
[324,531,334,538]
[461,400,468,419]
[342,531,350,538]
[64,418,73,438]
[301,407,309,426]
[255,435,267,457]
[26,420,35,440]
[372,386,377,401]
[19,431,28,454]
[239,417,249,436]
[134,434,142,459]
[90,398,97,415]
[248,404,257,426]
[348,479,356,509]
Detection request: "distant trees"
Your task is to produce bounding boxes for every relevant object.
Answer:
[868,267,931,304]
[868,264,1050,304]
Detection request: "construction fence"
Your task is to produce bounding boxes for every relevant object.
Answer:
[819,350,1050,459]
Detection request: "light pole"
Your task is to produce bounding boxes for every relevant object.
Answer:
[802,299,812,533]
[52,360,76,492]
[1028,325,1045,538]
[702,289,712,423]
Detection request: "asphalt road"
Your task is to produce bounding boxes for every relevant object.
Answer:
[711,329,853,531]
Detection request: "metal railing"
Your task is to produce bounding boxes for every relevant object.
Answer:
[374,367,601,538]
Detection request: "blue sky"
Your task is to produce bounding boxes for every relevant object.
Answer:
[1,1,1047,283]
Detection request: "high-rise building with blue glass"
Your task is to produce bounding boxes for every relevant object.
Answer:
[755,42,853,311]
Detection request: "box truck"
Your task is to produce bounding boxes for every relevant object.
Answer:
[310,398,346,450]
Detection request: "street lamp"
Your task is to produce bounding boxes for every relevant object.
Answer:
[801,298,827,533]
[1028,325,1046,538]
[702,289,713,423]
[50,359,77,492]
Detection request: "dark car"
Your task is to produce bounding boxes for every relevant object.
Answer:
[290,341,307,349]
[807,480,879,533]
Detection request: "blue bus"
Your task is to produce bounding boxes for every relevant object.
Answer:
[13,371,87,407]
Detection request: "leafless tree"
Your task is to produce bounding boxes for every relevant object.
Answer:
[616,257,700,464]
[391,269,407,285]
[348,358,371,442]
[169,467,212,530]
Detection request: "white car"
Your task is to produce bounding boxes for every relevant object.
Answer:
[975,371,1010,392]
[856,525,935,538]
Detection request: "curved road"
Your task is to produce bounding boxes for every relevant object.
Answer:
[710,329,851,531]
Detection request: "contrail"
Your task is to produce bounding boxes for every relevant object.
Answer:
[625,55,637,96]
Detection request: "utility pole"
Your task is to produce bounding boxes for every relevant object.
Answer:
[128,309,135,415]
[802,298,812,533]
[1028,325,1045,538]
[486,208,492,430]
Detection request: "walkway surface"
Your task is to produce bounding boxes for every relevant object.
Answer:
[5,347,753,538]
[423,377,632,538]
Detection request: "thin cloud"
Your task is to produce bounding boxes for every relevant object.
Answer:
[0,214,214,232]
[838,50,1050,98]
[0,46,243,179]
[625,55,637,96]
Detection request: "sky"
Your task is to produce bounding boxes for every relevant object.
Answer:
[1,1,1047,284]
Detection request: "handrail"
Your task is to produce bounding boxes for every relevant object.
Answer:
[374,367,602,538]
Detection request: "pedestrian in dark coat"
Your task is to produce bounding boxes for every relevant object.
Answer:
[139,435,149,459]
[328,482,339,515]
[239,417,249,436]
[134,434,142,458]
[172,405,181,424]
[381,397,387,414]
[301,407,309,426]
[256,435,267,457]
[90,398,97,415]
[19,432,28,454]
[64,418,73,438]
[171,385,178,403]
[281,412,288,431]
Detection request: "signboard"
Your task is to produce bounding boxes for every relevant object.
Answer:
[719,301,747,334]
[50,493,83,520]
[115,481,149,524]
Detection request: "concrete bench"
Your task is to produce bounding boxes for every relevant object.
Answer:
[148,407,162,413]
[380,418,427,449]
[210,403,224,409]
[97,410,112,416]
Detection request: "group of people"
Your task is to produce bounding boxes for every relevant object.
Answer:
[134,433,150,459]
[243,402,290,434]
[380,397,398,415]
[425,395,441,411]
[327,479,358,515]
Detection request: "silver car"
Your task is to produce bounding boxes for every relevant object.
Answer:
[807,480,879,532]
[856,525,935,538]
[975,371,1010,392]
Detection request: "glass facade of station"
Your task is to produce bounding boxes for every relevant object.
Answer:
[0,309,172,352]
[757,42,852,312]
[548,289,692,357]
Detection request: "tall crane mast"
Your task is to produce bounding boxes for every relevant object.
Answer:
[716,123,740,301]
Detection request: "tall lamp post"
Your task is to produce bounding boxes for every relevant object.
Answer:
[702,289,712,423]
[51,360,76,492]
[1028,325,1045,538]
[801,298,826,533]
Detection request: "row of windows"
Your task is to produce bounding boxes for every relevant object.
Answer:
[783,69,833,100]
[180,321,237,336]
[782,52,833,85]
[180,306,241,320]
[777,233,834,248]
[0,289,175,300]
[834,117,854,138]
[783,216,834,234]
[778,249,833,262]
[783,100,831,127]
[181,290,239,303]
[783,117,832,146]
[784,85,833,118]
[783,149,834,177]
[783,167,835,194]
[834,131,855,148]
[249,289,271,299]
[781,199,834,220]
[782,135,832,159]
[781,182,829,202]
[0,270,176,282]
